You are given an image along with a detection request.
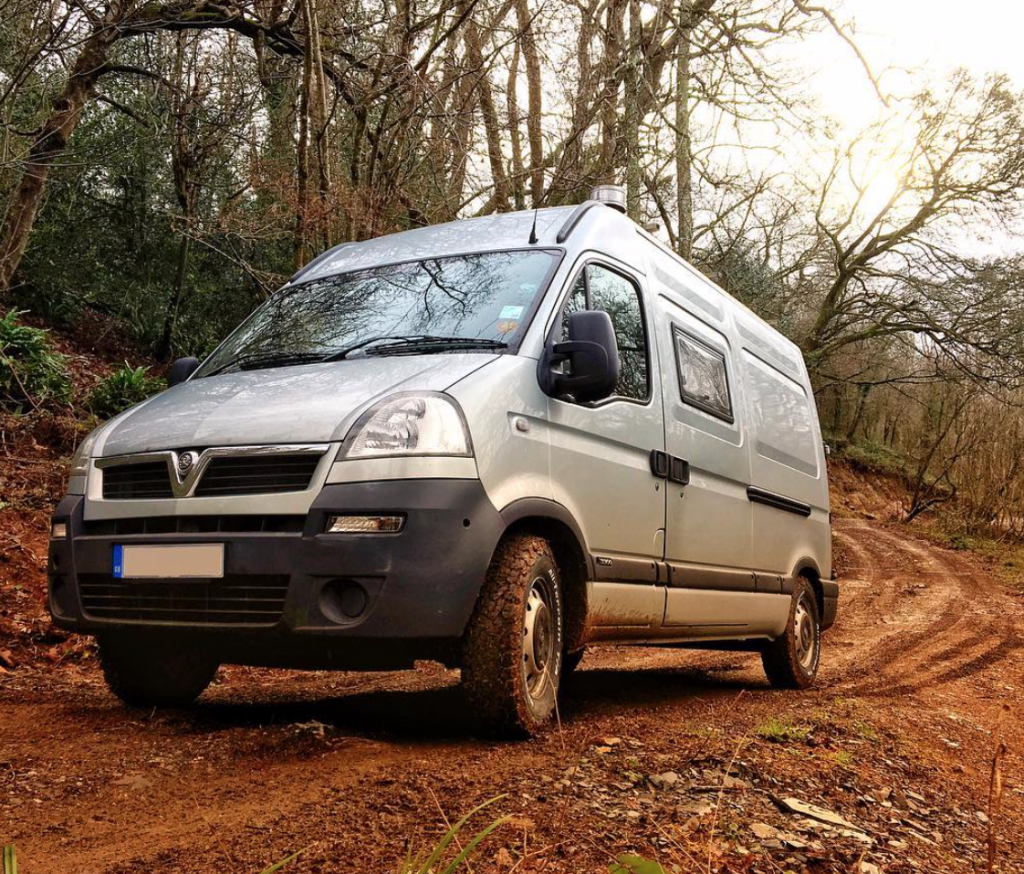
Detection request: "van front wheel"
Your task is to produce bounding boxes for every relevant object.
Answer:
[462,534,564,737]
[99,633,219,708]
[761,578,821,689]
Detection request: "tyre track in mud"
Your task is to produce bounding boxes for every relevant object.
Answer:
[829,519,1024,698]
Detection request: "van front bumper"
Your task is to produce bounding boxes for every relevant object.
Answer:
[47,480,504,669]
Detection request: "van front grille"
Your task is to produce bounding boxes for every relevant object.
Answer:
[82,516,305,536]
[194,455,322,497]
[102,462,174,500]
[79,574,289,625]
[100,450,324,500]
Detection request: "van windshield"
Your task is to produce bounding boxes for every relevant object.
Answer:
[196,249,560,378]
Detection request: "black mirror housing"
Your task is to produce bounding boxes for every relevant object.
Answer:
[168,357,200,387]
[539,310,619,402]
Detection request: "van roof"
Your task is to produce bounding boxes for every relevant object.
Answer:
[291,207,577,286]
[288,202,804,370]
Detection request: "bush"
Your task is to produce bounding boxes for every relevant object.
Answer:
[0,310,72,411]
[87,364,165,419]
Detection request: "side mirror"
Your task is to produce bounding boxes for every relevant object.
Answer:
[168,357,200,387]
[539,310,619,402]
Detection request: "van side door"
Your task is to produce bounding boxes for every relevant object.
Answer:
[545,258,667,628]
[643,248,763,633]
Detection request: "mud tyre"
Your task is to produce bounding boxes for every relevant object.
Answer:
[762,578,821,689]
[99,633,219,708]
[462,534,564,737]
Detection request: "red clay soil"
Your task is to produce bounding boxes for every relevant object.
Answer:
[1,324,1021,874]
[2,515,1022,873]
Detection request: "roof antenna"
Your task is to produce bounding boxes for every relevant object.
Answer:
[528,205,540,244]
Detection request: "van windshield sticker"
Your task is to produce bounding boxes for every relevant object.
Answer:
[500,305,525,319]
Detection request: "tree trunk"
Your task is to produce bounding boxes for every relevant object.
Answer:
[294,1,314,268]
[624,0,641,218]
[157,230,192,362]
[465,18,510,212]
[598,0,626,182]
[0,6,126,293]
[674,1,694,259]
[514,0,544,206]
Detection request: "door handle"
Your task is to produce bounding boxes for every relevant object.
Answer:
[649,450,669,478]
[650,450,689,485]
[669,457,690,485]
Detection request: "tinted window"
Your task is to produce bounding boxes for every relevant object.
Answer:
[559,264,650,401]
[673,327,733,421]
[197,250,558,377]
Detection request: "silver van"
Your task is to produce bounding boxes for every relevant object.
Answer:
[48,187,836,736]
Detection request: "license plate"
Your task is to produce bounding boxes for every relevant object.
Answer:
[113,544,225,579]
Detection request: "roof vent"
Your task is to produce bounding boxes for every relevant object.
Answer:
[590,184,627,213]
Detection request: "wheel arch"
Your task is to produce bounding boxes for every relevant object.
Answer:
[791,557,825,621]
[498,498,593,655]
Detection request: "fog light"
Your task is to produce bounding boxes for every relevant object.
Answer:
[51,521,68,539]
[326,515,404,533]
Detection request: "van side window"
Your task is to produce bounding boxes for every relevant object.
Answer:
[672,326,733,422]
[559,274,588,340]
[560,264,650,402]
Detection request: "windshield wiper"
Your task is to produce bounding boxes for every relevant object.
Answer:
[203,350,326,378]
[323,335,508,361]
[363,336,509,357]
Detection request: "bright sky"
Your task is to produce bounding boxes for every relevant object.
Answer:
[806,0,1024,131]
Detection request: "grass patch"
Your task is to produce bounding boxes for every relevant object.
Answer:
[852,720,879,743]
[755,716,811,744]
[829,750,856,768]
[398,796,510,874]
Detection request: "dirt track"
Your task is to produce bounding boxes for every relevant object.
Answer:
[2,518,1023,873]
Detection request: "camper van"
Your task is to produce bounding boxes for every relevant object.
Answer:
[48,187,837,736]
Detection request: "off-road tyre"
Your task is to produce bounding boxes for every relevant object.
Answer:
[761,578,821,689]
[99,633,219,708]
[462,534,564,737]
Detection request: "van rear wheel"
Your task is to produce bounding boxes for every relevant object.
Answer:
[462,533,564,737]
[99,633,219,708]
[761,578,821,689]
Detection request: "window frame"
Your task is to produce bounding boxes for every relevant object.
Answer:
[551,258,653,407]
[671,324,735,424]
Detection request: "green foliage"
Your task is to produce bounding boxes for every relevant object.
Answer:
[2,843,16,874]
[829,438,909,479]
[398,796,510,874]
[755,716,811,744]
[608,854,667,874]
[0,310,71,411]
[86,364,165,419]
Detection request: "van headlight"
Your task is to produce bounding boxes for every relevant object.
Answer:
[339,392,472,459]
[69,426,103,478]
[67,424,106,494]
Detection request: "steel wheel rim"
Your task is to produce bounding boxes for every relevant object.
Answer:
[523,576,555,700]
[794,594,817,671]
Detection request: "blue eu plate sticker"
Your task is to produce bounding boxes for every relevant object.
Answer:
[113,544,124,579]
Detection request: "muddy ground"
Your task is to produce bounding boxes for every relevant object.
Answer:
[2,517,1023,874]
